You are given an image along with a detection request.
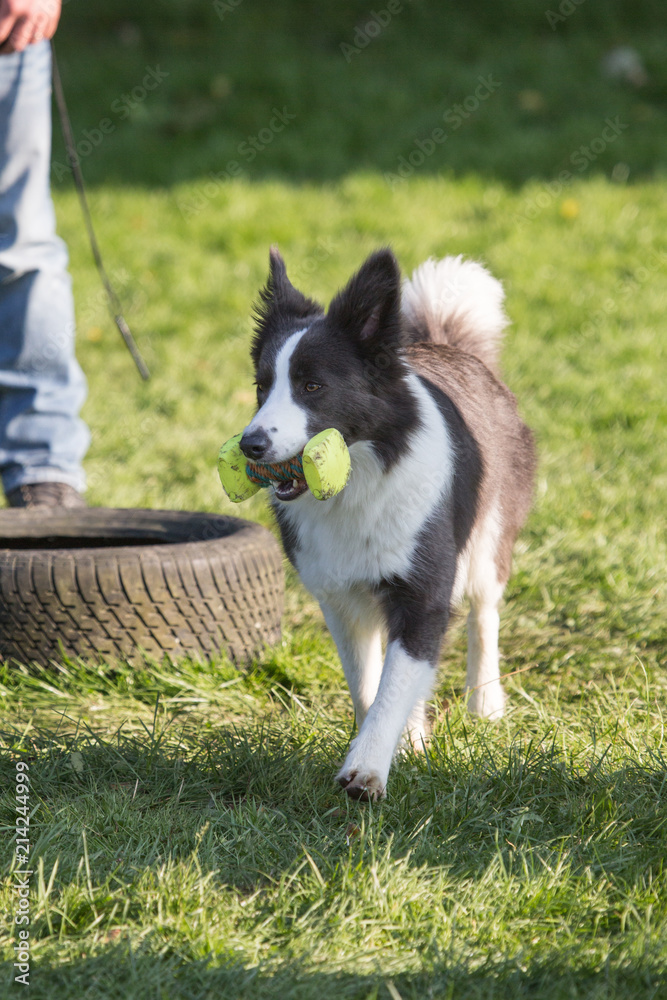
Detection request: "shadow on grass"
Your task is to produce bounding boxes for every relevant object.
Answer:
[25,943,667,1000]
[2,716,667,890]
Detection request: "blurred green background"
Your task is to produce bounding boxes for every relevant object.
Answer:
[45,0,667,523]
[2,6,666,997]
[54,0,666,188]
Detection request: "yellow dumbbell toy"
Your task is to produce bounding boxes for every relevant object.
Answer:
[218,427,351,503]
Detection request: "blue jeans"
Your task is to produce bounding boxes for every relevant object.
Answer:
[0,40,89,496]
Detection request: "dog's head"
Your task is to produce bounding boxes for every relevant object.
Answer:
[240,247,417,495]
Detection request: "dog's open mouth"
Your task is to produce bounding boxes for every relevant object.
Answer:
[273,478,309,502]
[245,454,310,502]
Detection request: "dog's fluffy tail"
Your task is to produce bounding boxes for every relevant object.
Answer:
[401,255,508,373]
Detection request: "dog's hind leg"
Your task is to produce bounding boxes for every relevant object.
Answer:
[405,698,430,753]
[465,597,506,719]
[464,511,507,720]
[320,589,384,730]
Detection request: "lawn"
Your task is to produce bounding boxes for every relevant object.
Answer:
[1,2,667,998]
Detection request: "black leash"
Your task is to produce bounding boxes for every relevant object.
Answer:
[50,42,150,381]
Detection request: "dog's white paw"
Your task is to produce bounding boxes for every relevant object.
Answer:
[336,764,386,802]
[466,683,506,720]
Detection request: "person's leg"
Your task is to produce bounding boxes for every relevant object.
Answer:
[0,40,89,502]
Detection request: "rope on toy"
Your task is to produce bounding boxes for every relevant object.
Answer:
[246,455,305,487]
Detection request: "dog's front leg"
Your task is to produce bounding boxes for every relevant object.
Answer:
[336,638,439,801]
[336,582,451,801]
[320,590,384,729]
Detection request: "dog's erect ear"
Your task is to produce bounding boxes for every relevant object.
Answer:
[327,248,402,350]
[253,246,323,332]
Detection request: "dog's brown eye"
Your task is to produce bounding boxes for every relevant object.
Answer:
[305,382,321,392]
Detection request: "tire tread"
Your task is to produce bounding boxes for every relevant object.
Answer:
[0,509,283,666]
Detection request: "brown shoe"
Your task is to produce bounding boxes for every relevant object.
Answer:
[6,482,87,509]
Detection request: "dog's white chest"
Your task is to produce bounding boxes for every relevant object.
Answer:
[291,470,421,596]
[279,376,453,601]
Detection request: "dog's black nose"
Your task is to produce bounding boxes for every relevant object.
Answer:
[240,429,270,461]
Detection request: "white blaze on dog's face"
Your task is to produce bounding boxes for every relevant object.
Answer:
[242,245,413,482]
[243,328,311,464]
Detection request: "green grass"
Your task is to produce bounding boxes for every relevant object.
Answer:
[1,2,667,997]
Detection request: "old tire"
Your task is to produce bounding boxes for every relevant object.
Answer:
[0,508,283,667]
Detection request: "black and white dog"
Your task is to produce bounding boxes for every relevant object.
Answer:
[240,247,535,800]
